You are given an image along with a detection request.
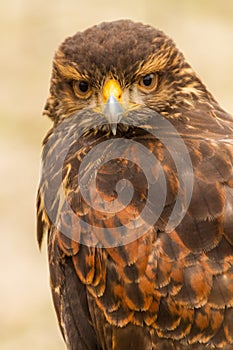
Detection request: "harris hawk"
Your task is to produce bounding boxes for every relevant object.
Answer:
[37,20,233,349]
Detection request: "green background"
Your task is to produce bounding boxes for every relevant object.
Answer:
[0,0,232,349]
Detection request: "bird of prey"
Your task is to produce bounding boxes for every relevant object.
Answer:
[37,20,233,350]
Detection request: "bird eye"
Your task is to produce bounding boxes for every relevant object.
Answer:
[138,73,158,93]
[73,80,92,98]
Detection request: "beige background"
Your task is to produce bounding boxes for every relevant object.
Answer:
[0,0,232,349]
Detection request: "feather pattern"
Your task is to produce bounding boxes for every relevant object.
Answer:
[37,20,233,349]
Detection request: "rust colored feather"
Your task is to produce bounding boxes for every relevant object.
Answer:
[37,19,233,350]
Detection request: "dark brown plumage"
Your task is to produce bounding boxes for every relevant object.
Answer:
[37,20,233,349]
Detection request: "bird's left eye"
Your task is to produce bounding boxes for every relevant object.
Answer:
[73,80,92,99]
[138,73,158,93]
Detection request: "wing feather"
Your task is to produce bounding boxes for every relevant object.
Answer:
[37,105,233,349]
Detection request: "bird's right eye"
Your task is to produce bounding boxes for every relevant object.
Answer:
[73,80,92,99]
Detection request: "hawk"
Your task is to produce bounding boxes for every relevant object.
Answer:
[37,20,233,349]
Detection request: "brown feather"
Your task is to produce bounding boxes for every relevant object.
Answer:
[37,19,233,349]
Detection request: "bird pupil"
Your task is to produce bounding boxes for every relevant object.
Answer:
[143,74,153,86]
[79,81,89,92]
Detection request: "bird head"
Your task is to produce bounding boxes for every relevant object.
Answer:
[44,20,211,134]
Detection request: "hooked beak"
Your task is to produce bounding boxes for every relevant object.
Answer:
[102,79,125,135]
[103,95,124,135]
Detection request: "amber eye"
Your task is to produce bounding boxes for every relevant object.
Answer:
[138,73,158,93]
[73,80,92,98]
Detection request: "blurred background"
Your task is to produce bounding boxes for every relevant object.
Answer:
[0,0,232,348]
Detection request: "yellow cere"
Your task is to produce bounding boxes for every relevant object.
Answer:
[103,79,122,103]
